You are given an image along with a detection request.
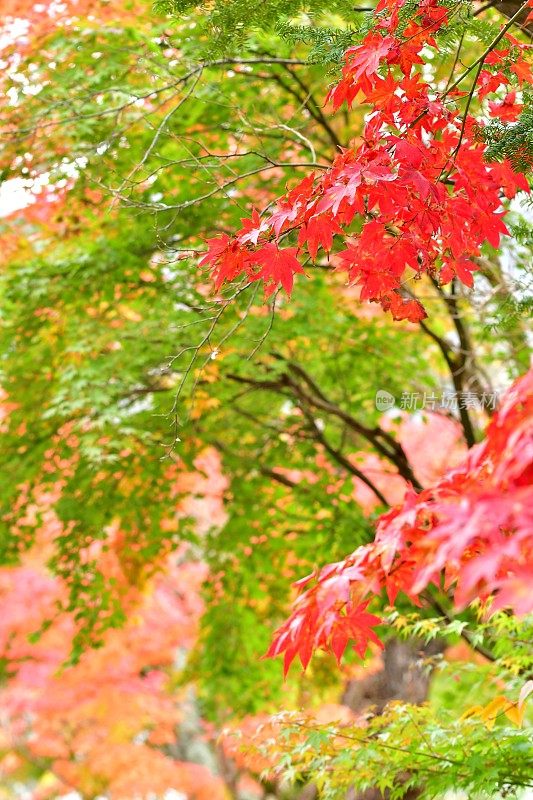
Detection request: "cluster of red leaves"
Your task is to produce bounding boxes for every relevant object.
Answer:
[267,370,533,674]
[200,0,530,322]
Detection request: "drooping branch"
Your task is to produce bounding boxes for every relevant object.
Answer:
[227,361,423,491]
[279,360,422,489]
[300,407,389,506]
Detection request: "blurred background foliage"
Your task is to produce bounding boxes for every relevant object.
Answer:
[0,0,531,797]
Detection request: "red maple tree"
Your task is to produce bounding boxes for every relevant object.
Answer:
[199,0,533,673]
[201,0,531,322]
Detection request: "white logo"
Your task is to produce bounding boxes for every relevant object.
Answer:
[375,389,395,411]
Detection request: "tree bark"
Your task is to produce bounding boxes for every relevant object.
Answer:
[338,639,446,800]
[479,0,533,34]
[341,638,445,715]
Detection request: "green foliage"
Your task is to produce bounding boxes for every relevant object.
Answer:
[274,22,360,66]
[155,0,362,55]
[1,0,437,664]
[262,609,533,797]
[272,699,533,800]
[483,101,533,174]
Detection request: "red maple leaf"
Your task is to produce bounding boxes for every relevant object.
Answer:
[298,214,343,260]
[253,244,305,296]
[489,92,523,123]
[238,209,269,245]
[440,258,478,289]
[478,69,509,101]
[364,71,399,109]
[385,293,427,322]
[344,35,395,82]
[199,234,249,289]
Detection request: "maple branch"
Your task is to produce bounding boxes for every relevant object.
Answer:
[278,360,422,489]
[220,387,390,505]
[407,2,530,141]
[97,159,329,213]
[231,403,285,434]
[3,57,313,150]
[159,162,329,211]
[300,408,389,507]
[291,720,465,768]
[446,1,532,96]
[259,466,301,489]
[475,0,533,35]
[226,365,423,491]
[213,438,302,490]
[473,256,531,369]
[278,65,344,151]
[245,70,338,154]
[444,30,466,92]
[448,59,484,166]
[242,55,332,136]
[419,278,497,444]
[116,69,204,200]
[417,318,478,447]
[475,0,503,14]
[418,320,455,361]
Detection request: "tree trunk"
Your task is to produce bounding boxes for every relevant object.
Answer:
[341,638,445,715]
[336,639,445,800]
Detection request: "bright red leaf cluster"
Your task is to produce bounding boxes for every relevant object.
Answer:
[200,0,530,321]
[267,370,533,674]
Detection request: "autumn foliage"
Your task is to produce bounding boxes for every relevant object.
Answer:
[0,452,228,799]
[1,0,532,799]
[201,0,531,321]
[267,370,533,673]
